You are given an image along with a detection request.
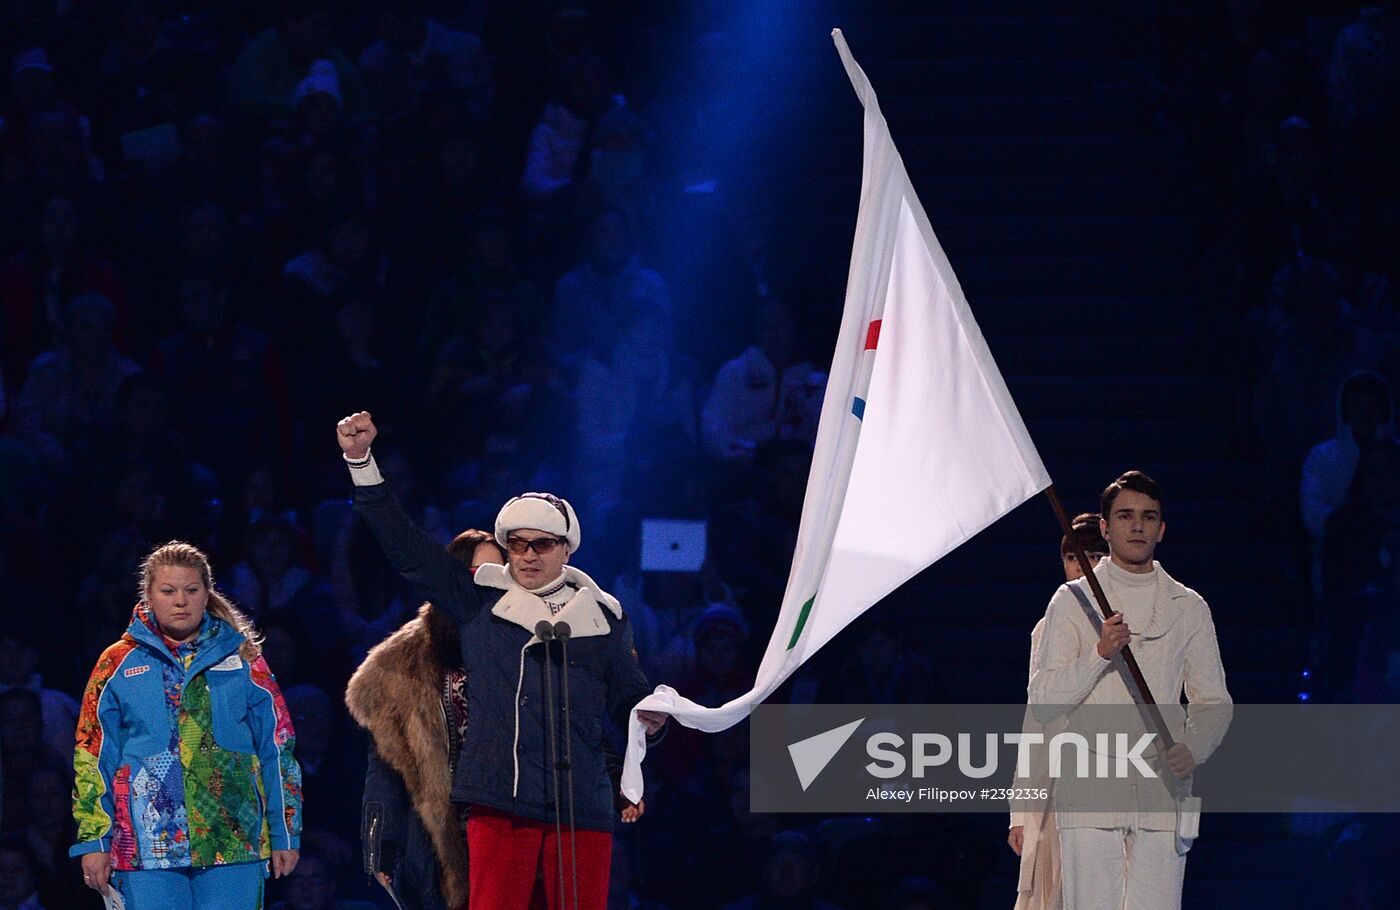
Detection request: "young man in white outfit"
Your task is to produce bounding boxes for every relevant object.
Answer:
[1027,471,1232,910]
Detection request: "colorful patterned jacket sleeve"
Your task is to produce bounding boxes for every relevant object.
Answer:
[71,641,137,856]
[247,655,302,850]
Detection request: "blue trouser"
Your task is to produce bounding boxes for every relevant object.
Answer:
[113,860,267,910]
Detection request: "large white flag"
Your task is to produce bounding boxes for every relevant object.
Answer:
[621,29,1051,801]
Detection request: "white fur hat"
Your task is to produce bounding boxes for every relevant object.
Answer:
[495,493,581,554]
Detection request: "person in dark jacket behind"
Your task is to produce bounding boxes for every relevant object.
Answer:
[335,411,667,910]
[348,527,646,910]
[346,529,501,910]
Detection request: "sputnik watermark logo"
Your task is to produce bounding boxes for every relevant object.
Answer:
[786,719,1160,793]
[788,717,865,791]
[866,731,1159,781]
[756,703,1400,814]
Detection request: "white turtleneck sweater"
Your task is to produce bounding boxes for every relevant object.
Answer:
[1100,559,1159,641]
[1028,558,1229,721]
[1027,559,1232,831]
[529,570,573,615]
[1029,560,1231,747]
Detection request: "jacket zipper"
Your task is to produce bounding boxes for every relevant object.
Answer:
[366,810,381,871]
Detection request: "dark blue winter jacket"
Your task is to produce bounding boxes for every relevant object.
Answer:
[353,480,655,832]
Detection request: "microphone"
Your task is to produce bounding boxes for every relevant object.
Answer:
[555,621,579,910]
[536,619,565,900]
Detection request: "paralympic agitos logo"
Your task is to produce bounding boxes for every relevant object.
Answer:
[788,718,1159,791]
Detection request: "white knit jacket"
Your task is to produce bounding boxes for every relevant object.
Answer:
[1027,561,1233,831]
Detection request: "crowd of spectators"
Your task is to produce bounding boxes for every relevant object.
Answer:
[0,0,895,906]
[1153,1,1400,707]
[1,0,1397,907]
[1158,5,1400,901]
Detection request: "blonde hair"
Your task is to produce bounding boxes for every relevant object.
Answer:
[140,540,262,660]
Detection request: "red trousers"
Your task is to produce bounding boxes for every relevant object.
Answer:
[466,804,612,910]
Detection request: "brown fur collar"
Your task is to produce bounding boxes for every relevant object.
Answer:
[345,605,469,907]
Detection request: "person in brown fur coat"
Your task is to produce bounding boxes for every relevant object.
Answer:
[346,529,502,910]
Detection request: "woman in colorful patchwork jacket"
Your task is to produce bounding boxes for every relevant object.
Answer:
[71,541,303,909]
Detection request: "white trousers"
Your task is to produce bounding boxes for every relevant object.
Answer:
[1058,826,1186,910]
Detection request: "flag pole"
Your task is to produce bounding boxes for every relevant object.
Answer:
[1043,485,1175,748]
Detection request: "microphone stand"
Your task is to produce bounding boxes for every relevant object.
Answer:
[555,621,580,910]
[535,620,567,903]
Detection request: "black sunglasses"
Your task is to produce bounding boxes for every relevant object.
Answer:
[506,536,566,555]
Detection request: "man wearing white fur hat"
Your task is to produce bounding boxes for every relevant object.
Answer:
[336,411,667,910]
